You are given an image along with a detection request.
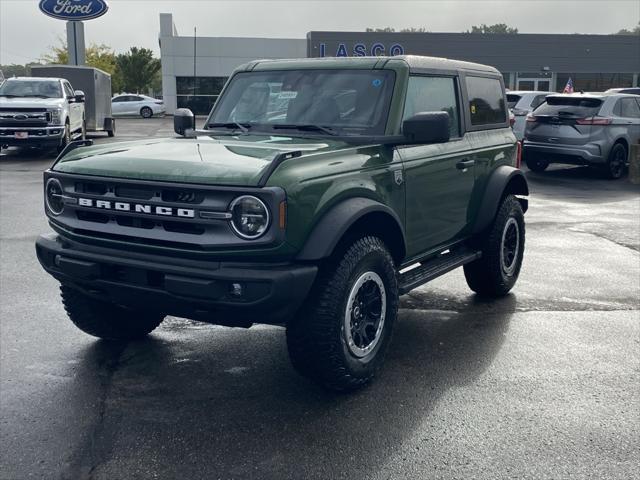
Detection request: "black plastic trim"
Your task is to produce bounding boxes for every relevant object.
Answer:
[472,165,529,234]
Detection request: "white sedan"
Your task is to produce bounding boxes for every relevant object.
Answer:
[111,94,165,118]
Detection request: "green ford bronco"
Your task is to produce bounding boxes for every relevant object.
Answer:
[36,56,528,391]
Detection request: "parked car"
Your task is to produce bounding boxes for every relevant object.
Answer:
[0,76,85,152]
[112,94,165,118]
[605,87,640,95]
[522,93,640,179]
[507,91,550,140]
[36,56,528,392]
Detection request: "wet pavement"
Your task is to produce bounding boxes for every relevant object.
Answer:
[1,118,639,479]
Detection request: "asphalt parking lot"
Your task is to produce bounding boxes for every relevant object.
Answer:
[1,117,639,480]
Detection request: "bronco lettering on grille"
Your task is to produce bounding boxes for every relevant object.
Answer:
[77,198,195,218]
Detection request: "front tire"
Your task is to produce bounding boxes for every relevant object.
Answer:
[286,236,398,392]
[61,285,164,340]
[464,195,525,297]
[56,122,70,154]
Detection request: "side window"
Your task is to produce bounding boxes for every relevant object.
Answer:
[112,96,124,103]
[531,95,547,110]
[402,76,460,138]
[612,99,623,116]
[63,82,74,98]
[620,98,640,118]
[465,76,507,127]
[132,96,144,102]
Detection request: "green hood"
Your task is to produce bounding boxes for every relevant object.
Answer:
[53,135,344,186]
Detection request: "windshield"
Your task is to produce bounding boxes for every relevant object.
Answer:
[208,69,396,135]
[0,79,63,98]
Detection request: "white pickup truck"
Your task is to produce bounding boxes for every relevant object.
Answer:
[0,76,85,153]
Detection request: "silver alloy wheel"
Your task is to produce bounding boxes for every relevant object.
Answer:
[141,107,152,118]
[500,217,520,276]
[343,271,387,358]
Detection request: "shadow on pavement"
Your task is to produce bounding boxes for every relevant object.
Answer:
[60,294,517,480]
[524,165,640,203]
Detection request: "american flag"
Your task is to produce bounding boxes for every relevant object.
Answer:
[563,77,574,93]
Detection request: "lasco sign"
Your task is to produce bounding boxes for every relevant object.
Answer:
[39,0,109,21]
[319,43,405,57]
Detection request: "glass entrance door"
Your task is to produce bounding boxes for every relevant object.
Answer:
[517,78,552,91]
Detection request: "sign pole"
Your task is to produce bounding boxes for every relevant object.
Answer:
[66,20,86,65]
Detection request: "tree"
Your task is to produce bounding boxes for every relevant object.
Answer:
[366,27,396,32]
[41,38,122,91]
[616,22,640,35]
[115,47,161,94]
[467,23,519,34]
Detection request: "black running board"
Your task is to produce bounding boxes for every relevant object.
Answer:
[398,248,481,295]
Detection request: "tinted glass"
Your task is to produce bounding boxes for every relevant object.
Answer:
[112,96,125,102]
[403,76,460,137]
[210,70,396,135]
[0,79,62,98]
[466,76,507,126]
[63,82,74,97]
[507,94,522,109]
[620,98,640,118]
[533,96,603,117]
[531,95,548,109]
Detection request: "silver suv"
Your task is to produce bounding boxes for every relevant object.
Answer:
[522,93,640,179]
[507,90,550,140]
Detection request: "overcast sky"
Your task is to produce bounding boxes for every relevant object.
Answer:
[1,0,638,65]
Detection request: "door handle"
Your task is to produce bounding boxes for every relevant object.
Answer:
[456,159,475,170]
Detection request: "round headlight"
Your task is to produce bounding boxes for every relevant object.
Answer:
[229,195,270,239]
[45,178,64,215]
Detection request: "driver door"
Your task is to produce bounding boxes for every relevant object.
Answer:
[397,75,475,258]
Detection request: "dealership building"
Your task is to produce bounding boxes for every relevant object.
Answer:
[159,13,640,114]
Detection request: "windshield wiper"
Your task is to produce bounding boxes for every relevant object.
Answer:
[272,124,338,136]
[208,122,251,134]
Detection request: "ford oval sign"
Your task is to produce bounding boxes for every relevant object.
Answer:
[39,0,109,21]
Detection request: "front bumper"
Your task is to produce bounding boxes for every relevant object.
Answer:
[522,140,605,165]
[36,233,317,326]
[0,126,64,147]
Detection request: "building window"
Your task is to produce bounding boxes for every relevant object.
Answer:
[176,76,228,115]
[556,73,635,92]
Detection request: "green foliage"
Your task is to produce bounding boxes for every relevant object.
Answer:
[467,23,519,34]
[616,22,640,35]
[41,37,123,92]
[115,47,161,94]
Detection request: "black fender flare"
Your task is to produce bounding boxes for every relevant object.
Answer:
[472,166,529,234]
[296,197,406,261]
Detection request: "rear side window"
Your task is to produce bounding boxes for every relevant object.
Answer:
[618,98,640,118]
[466,76,507,127]
[506,94,522,109]
[531,95,548,109]
[533,97,603,117]
[403,76,460,137]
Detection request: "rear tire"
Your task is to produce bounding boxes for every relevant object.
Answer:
[464,195,525,297]
[107,119,116,137]
[525,157,548,172]
[603,143,627,179]
[286,236,398,392]
[60,285,164,340]
[140,107,153,119]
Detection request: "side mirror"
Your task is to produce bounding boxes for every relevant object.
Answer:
[174,108,195,136]
[74,90,85,103]
[402,111,450,144]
